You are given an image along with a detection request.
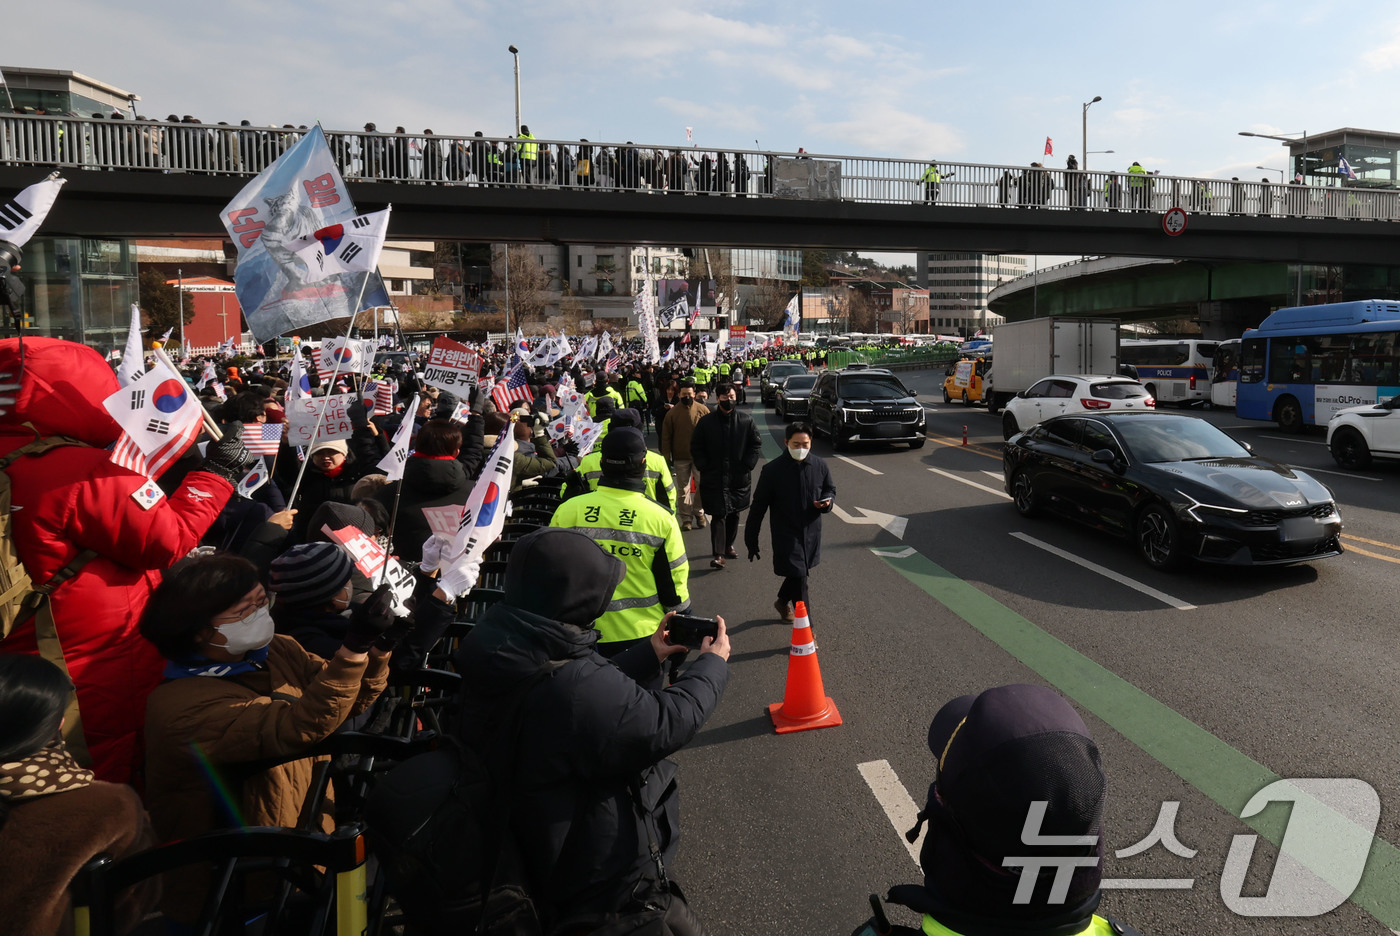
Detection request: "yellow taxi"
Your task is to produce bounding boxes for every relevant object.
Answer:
[942,357,989,406]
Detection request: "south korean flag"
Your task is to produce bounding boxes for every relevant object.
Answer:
[236,463,270,499]
[0,175,66,248]
[288,208,392,284]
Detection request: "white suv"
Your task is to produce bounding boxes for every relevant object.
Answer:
[1001,375,1155,439]
[1327,395,1400,469]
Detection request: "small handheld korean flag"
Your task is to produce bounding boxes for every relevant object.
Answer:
[438,432,516,598]
[288,352,311,401]
[236,463,269,499]
[376,408,414,481]
[103,361,204,470]
[0,175,66,248]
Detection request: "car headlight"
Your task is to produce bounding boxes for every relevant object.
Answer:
[1178,490,1248,524]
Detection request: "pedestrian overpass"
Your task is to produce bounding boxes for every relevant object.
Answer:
[3,115,1400,264]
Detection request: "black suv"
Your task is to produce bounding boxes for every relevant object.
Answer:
[809,368,926,450]
[760,361,809,406]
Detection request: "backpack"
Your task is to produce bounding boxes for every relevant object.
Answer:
[366,664,563,936]
[0,429,98,764]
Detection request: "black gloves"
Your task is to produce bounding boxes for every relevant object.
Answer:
[343,583,400,654]
[347,399,371,430]
[199,424,257,483]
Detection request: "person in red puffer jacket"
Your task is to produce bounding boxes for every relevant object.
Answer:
[0,337,250,784]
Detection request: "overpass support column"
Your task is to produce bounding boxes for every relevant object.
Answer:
[1197,299,1272,340]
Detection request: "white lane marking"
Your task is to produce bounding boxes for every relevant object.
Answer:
[981,470,1003,480]
[1302,466,1383,482]
[857,759,923,867]
[1010,532,1197,611]
[1100,879,1196,890]
[1259,435,1327,446]
[871,546,916,558]
[927,466,1010,499]
[835,454,883,476]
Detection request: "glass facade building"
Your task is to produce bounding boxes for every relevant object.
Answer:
[1285,128,1400,189]
[2,236,139,348]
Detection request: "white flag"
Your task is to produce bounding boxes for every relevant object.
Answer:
[595,330,614,362]
[0,176,66,249]
[158,327,174,343]
[286,208,392,284]
[437,432,516,599]
[236,462,270,498]
[195,362,217,390]
[288,352,310,401]
[116,304,145,388]
[377,406,415,481]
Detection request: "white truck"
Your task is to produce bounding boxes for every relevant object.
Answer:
[985,317,1121,415]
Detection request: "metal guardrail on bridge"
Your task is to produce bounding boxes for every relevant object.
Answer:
[3,114,1399,223]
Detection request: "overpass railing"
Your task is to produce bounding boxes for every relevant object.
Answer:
[4,114,1400,223]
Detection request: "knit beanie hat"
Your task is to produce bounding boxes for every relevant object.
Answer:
[269,543,353,607]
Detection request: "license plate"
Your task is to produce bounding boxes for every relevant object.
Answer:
[872,423,903,437]
[1278,516,1319,542]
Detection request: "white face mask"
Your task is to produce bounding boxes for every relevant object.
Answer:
[788,446,810,461]
[214,606,275,656]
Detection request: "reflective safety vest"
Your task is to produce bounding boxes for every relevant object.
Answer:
[1127,163,1148,187]
[518,131,537,162]
[574,450,676,513]
[550,484,689,643]
[586,386,624,419]
[717,363,731,377]
[625,379,648,406]
[920,164,941,184]
[922,914,1120,936]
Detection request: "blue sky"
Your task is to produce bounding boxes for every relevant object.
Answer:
[11,0,1398,224]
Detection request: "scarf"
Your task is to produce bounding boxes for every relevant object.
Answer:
[163,644,270,680]
[0,738,94,801]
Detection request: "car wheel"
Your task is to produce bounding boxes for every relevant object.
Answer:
[986,393,1001,415]
[1002,411,1020,440]
[1136,504,1184,571]
[942,387,952,404]
[1274,396,1304,434]
[1330,427,1373,470]
[909,438,925,450]
[962,391,971,407]
[1010,470,1039,517]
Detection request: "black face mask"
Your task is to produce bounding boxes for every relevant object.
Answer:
[718,399,735,412]
[680,397,694,406]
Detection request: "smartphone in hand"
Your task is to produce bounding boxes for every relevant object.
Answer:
[665,614,719,651]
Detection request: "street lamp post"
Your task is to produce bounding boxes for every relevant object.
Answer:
[1082,96,1102,171]
[1239,130,1308,182]
[508,45,521,137]
[1256,166,1285,182]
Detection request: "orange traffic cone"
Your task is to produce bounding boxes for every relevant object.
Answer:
[768,601,843,733]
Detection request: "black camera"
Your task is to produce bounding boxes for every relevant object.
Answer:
[665,614,718,651]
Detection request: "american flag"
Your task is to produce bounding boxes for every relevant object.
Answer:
[491,365,532,411]
[603,352,621,373]
[374,380,395,415]
[109,427,197,480]
[242,422,284,456]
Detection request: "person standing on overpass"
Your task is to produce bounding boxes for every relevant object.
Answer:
[1127,161,1149,209]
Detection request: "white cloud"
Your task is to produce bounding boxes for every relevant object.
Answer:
[1361,23,1400,69]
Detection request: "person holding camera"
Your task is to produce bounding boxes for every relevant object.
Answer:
[453,526,729,933]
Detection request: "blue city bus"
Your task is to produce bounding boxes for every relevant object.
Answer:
[1237,300,1400,431]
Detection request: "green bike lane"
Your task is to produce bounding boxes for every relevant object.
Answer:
[668,403,1399,934]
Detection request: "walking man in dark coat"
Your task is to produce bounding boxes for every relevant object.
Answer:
[744,421,835,621]
[690,381,763,569]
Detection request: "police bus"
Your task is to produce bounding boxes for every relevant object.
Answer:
[1210,338,1241,408]
[1119,338,1217,406]
[1237,300,1400,431]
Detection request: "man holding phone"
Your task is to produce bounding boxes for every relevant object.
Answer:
[744,421,836,622]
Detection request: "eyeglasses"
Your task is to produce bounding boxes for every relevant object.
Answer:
[215,590,268,623]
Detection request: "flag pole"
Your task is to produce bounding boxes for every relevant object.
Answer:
[285,273,375,507]
[151,348,223,442]
[380,484,405,587]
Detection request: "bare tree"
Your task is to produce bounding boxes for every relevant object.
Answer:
[492,244,556,327]
[749,278,794,328]
[847,291,877,332]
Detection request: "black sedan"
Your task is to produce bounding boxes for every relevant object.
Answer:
[776,374,817,421]
[761,361,809,406]
[1002,412,1342,570]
